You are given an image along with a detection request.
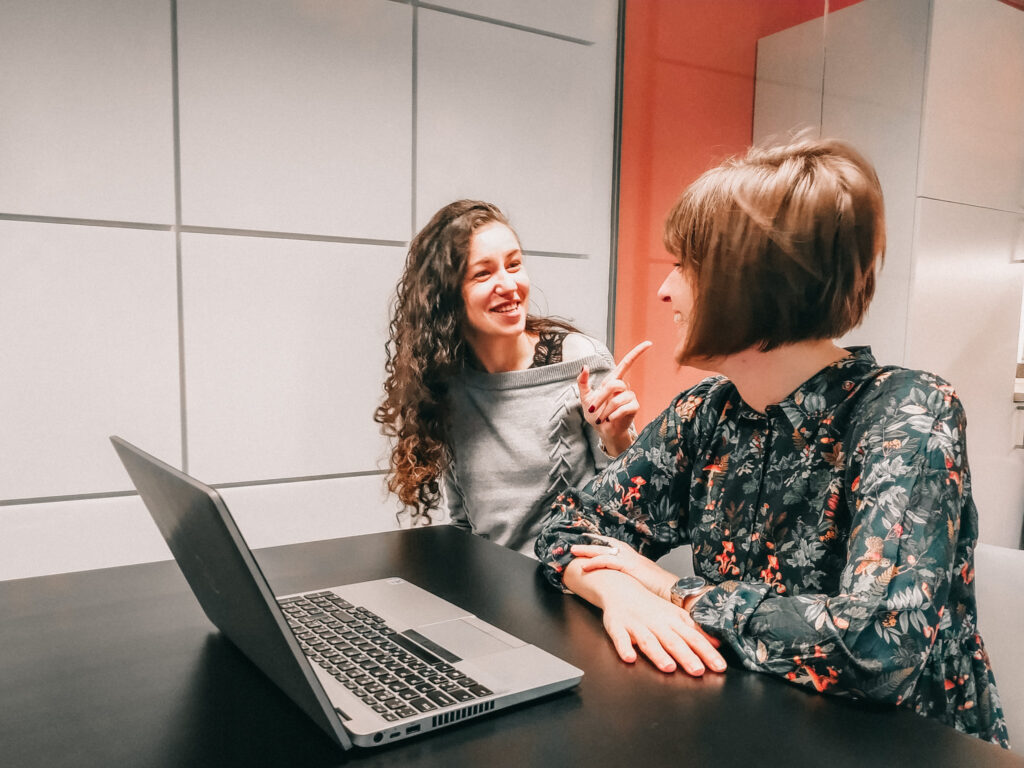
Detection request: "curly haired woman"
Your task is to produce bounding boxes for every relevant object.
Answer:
[375,200,649,555]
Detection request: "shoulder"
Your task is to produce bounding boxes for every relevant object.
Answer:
[856,366,964,421]
[561,333,615,367]
[848,365,969,457]
[666,375,734,424]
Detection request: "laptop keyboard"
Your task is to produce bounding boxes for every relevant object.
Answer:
[278,591,493,723]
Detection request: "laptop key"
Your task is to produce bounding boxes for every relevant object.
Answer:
[426,690,455,706]
[449,688,475,703]
[465,684,493,697]
[408,697,437,712]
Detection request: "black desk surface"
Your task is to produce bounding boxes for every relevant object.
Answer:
[1,525,1018,767]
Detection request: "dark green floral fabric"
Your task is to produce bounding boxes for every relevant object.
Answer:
[536,347,1009,748]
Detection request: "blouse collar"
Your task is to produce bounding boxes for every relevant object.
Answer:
[734,346,878,425]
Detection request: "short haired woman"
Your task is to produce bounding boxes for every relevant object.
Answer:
[376,200,648,555]
[535,139,1009,747]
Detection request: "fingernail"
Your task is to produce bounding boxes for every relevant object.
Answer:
[595,418,602,424]
[588,406,595,413]
[712,660,726,672]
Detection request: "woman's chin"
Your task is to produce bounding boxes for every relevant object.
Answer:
[491,314,526,334]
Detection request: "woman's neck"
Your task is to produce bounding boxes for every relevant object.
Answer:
[714,339,850,413]
[467,331,536,373]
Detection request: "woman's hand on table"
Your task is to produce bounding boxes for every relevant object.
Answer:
[563,558,725,677]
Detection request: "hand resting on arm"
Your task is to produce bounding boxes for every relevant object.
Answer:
[563,546,725,677]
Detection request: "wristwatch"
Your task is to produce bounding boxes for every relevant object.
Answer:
[669,575,707,608]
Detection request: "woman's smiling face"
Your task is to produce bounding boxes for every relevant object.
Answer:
[461,221,530,343]
[657,262,696,364]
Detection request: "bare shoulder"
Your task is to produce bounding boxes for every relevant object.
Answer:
[561,332,610,362]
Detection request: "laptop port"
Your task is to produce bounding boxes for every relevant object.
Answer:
[406,724,421,734]
[373,732,383,744]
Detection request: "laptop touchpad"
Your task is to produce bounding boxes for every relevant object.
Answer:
[416,619,516,659]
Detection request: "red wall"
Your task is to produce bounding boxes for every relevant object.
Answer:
[614,0,848,426]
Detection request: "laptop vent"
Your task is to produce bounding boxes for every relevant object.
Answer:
[432,700,495,728]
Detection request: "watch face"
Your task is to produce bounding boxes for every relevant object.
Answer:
[673,575,706,594]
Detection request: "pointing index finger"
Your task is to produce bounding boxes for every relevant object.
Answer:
[611,340,653,380]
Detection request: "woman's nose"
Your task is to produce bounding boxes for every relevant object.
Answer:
[657,272,672,302]
[495,270,517,292]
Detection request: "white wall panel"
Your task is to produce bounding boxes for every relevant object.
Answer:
[182,234,404,483]
[0,0,175,223]
[427,0,618,42]
[0,222,181,499]
[417,9,616,259]
[0,496,171,581]
[841,261,911,368]
[823,0,930,367]
[0,0,620,580]
[524,254,608,342]
[219,475,400,550]
[917,0,1024,213]
[974,543,1024,745]
[177,0,412,240]
[905,199,1024,545]
[753,17,824,143]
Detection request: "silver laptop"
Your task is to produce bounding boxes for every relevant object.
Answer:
[111,436,582,750]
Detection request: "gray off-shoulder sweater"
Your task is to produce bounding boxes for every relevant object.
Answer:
[444,334,615,556]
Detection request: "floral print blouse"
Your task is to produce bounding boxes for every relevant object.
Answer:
[536,347,1009,747]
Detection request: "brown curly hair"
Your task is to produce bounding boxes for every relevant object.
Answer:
[375,200,576,523]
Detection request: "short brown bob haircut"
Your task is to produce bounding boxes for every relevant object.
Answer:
[663,137,885,363]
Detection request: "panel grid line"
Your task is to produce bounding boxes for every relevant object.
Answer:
[178,225,408,247]
[411,2,419,238]
[170,0,188,473]
[416,1,595,46]
[606,0,627,345]
[0,215,411,247]
[0,469,389,508]
[0,213,172,230]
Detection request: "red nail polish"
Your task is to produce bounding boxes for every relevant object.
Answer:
[588,406,595,413]
[595,418,602,424]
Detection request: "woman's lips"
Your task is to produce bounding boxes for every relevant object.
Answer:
[491,301,521,314]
